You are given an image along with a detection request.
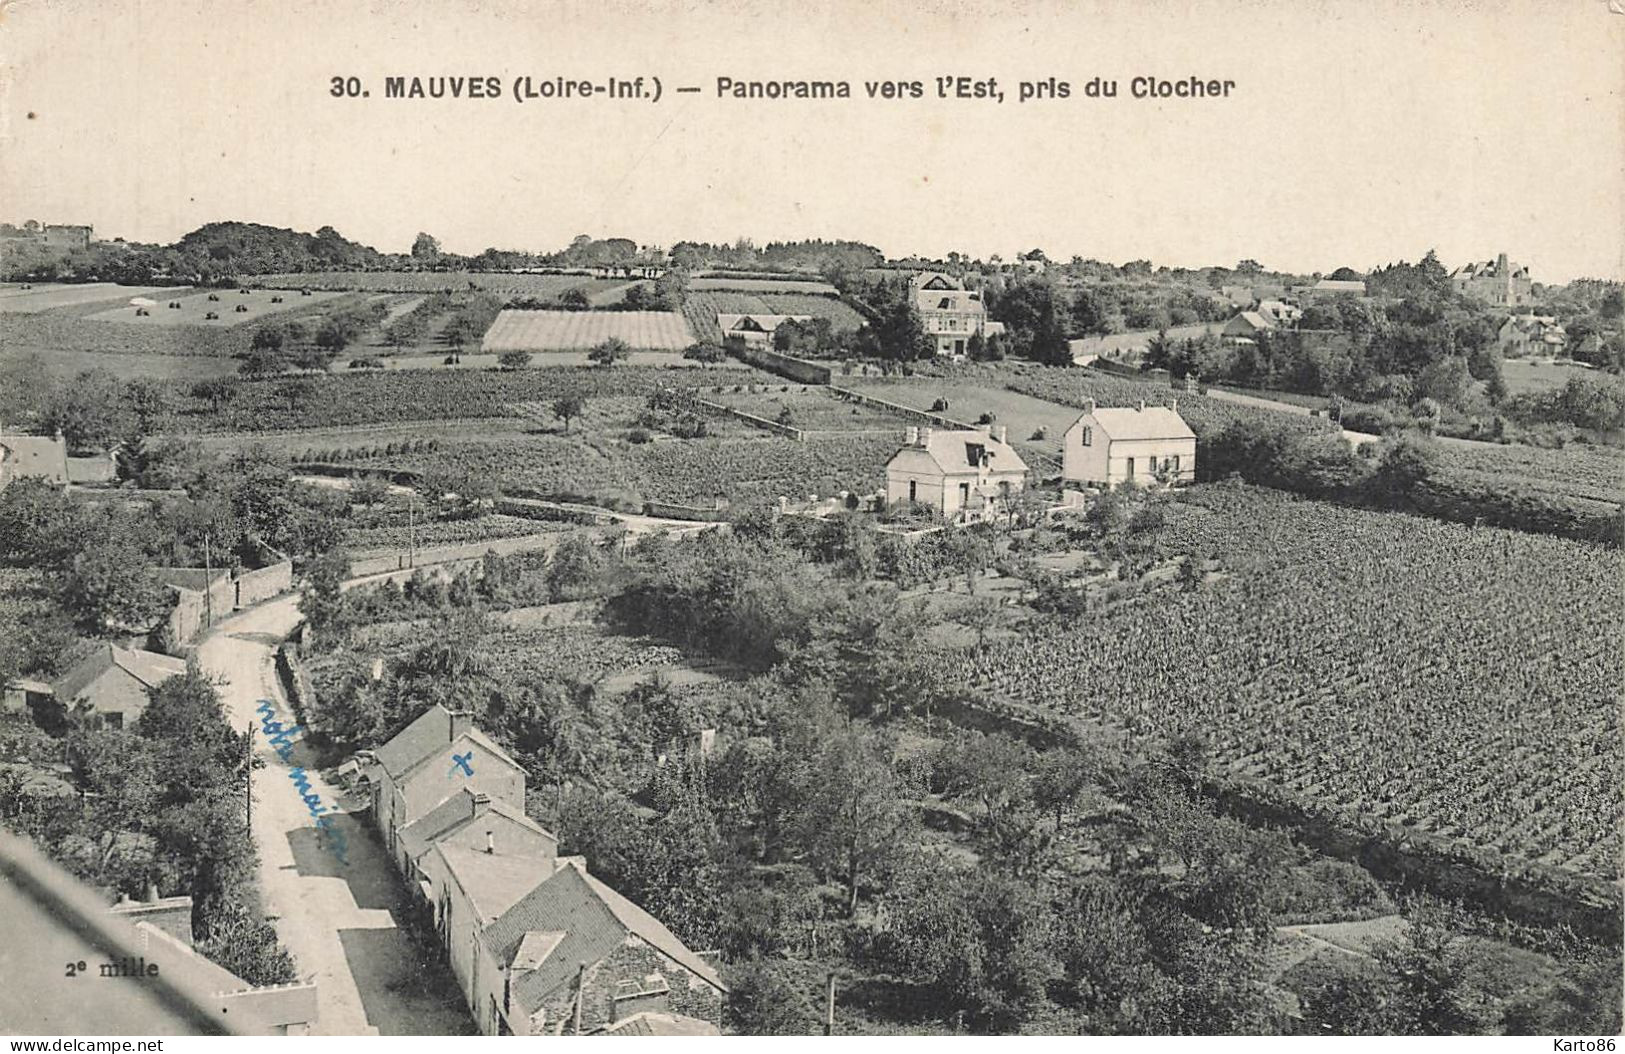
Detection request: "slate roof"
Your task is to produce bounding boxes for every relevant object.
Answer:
[435,843,564,923]
[51,645,186,703]
[0,433,69,486]
[715,313,810,335]
[396,727,521,784]
[483,864,726,1016]
[600,1011,720,1036]
[1077,405,1196,443]
[888,429,1028,478]
[398,788,556,864]
[374,705,460,777]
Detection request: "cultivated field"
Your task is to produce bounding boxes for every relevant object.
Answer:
[967,483,1624,881]
[1438,441,1625,505]
[85,288,346,327]
[257,271,636,300]
[689,276,840,294]
[0,282,171,313]
[481,309,693,351]
[683,290,866,343]
[1500,358,1601,396]
[705,383,921,432]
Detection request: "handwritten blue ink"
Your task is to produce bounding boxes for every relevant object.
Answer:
[255,698,348,864]
[449,751,474,778]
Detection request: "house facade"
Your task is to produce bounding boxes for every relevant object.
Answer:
[367,705,528,871]
[47,644,187,729]
[1222,310,1275,344]
[1062,400,1197,488]
[885,425,1028,521]
[1451,254,1534,307]
[715,313,811,347]
[1496,314,1565,357]
[911,273,1003,358]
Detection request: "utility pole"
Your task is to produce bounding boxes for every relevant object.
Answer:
[203,532,214,628]
[407,489,416,569]
[245,721,253,829]
[824,972,836,1036]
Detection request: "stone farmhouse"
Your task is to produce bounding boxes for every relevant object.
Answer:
[363,704,726,1036]
[1062,400,1196,488]
[886,425,1028,521]
[716,313,812,348]
[1496,313,1565,357]
[23,643,186,730]
[912,272,1005,358]
[1451,253,1534,307]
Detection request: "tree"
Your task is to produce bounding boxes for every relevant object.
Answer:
[62,538,167,632]
[793,727,914,917]
[588,337,631,366]
[683,342,726,364]
[350,475,390,507]
[498,349,532,370]
[410,232,441,260]
[39,369,126,452]
[249,325,284,355]
[191,378,238,414]
[1600,288,1624,320]
[725,961,816,1035]
[298,549,352,645]
[560,287,591,311]
[239,344,287,378]
[550,391,586,433]
[275,378,318,413]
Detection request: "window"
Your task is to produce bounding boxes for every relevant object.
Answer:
[103,712,123,730]
[959,482,970,505]
[1172,454,1180,474]
[908,480,917,502]
[1080,426,1092,447]
[1126,457,1135,479]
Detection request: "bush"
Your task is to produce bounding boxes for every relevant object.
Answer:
[627,427,652,444]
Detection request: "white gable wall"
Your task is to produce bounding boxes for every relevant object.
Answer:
[1064,414,1197,487]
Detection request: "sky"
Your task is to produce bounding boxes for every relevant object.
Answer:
[1,0,1622,282]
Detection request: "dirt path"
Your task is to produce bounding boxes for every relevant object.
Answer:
[196,595,474,1036]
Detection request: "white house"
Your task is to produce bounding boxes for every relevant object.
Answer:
[1062,400,1196,489]
[911,273,1003,358]
[886,425,1028,521]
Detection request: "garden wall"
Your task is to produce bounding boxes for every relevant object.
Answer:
[826,385,979,431]
[728,345,833,385]
[690,397,805,440]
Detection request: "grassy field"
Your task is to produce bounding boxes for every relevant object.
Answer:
[689,276,840,294]
[706,383,924,432]
[481,309,694,351]
[0,282,171,313]
[842,377,1082,455]
[7,347,245,383]
[84,287,347,328]
[1500,357,1599,396]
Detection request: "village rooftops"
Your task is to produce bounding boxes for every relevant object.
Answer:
[372,704,519,777]
[599,1011,721,1036]
[482,863,726,1019]
[1076,401,1197,442]
[716,313,811,335]
[51,644,186,704]
[432,842,571,924]
[398,788,557,864]
[889,427,1028,477]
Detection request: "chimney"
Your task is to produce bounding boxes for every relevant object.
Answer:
[485,830,495,854]
[447,708,473,742]
[1169,398,1179,413]
[1137,400,1145,412]
[146,882,160,903]
[921,427,933,447]
[904,425,918,446]
[472,791,491,807]
[1496,252,1508,274]
[1083,398,1096,415]
[994,425,1007,444]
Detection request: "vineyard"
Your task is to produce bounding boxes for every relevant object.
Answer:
[703,383,910,431]
[255,271,636,299]
[172,365,766,431]
[345,513,575,552]
[349,429,896,508]
[481,310,694,351]
[1438,442,1625,505]
[689,276,840,294]
[963,484,1623,881]
[682,291,866,344]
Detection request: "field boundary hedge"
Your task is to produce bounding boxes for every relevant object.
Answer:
[727,345,833,384]
[827,385,979,432]
[690,396,806,440]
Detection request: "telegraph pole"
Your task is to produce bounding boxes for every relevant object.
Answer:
[245,721,253,829]
[407,489,416,569]
[203,532,214,628]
